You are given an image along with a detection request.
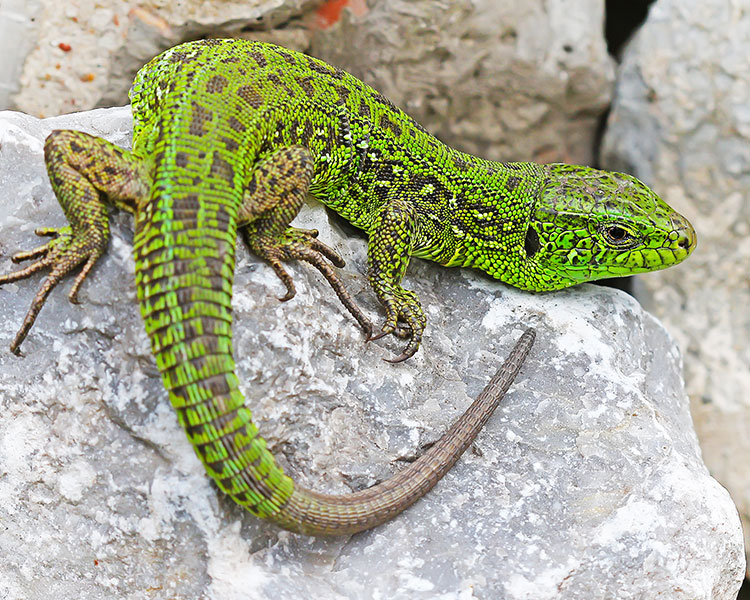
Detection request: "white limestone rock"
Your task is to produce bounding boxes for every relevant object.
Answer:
[600,0,750,573]
[0,108,743,599]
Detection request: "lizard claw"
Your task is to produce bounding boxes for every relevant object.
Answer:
[381,331,422,363]
[367,287,426,361]
[368,322,412,343]
[383,351,413,364]
[368,329,389,342]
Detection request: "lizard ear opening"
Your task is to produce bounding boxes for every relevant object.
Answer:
[524,226,540,257]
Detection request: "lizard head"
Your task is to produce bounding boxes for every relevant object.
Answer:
[521,164,696,290]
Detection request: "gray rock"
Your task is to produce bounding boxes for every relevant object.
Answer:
[311,0,614,164]
[0,0,319,115]
[3,0,612,166]
[2,0,325,116]
[600,0,750,572]
[0,0,42,109]
[0,108,743,599]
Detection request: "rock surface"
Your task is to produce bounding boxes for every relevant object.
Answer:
[2,0,319,116]
[311,0,614,164]
[2,0,612,165]
[600,0,750,572]
[0,0,41,108]
[0,108,744,599]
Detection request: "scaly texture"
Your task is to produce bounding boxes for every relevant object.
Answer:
[0,39,695,535]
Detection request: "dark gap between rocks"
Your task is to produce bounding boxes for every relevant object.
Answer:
[593,0,656,295]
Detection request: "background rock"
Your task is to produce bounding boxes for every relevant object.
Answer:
[0,0,42,109]
[600,0,750,572]
[310,0,614,164]
[0,0,613,165]
[0,106,744,598]
[0,0,319,116]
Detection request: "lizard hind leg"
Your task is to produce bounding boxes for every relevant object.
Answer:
[239,145,373,336]
[0,129,149,354]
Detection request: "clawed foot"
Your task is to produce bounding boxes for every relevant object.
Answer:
[0,226,107,355]
[243,224,430,362]
[243,226,374,338]
[367,286,426,363]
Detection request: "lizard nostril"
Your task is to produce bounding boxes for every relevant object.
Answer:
[674,219,696,251]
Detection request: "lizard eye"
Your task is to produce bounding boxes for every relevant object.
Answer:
[602,224,637,247]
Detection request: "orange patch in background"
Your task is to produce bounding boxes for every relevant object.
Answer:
[314,0,368,29]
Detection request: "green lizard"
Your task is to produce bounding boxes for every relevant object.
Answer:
[0,39,695,536]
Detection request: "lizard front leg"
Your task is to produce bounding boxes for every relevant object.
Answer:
[366,197,426,362]
[0,129,149,354]
[239,145,373,336]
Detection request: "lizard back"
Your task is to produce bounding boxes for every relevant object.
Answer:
[130,39,545,270]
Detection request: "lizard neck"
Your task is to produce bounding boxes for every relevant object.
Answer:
[410,160,547,285]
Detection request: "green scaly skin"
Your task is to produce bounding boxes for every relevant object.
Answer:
[0,39,695,535]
